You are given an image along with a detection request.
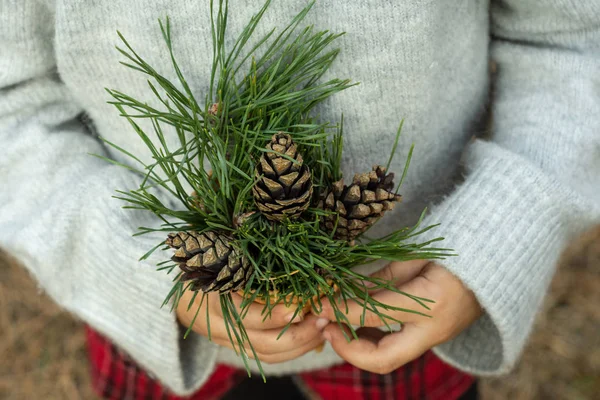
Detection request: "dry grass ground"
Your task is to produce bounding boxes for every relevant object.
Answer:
[1,225,599,400]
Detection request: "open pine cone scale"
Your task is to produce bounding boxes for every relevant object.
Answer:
[166,231,253,294]
[252,133,313,221]
[320,165,402,241]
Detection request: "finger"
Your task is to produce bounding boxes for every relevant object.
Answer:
[179,289,324,350]
[212,333,326,364]
[316,261,434,326]
[208,314,326,355]
[206,291,303,330]
[226,293,306,330]
[261,336,326,364]
[245,314,325,354]
[368,260,429,289]
[317,285,434,327]
[323,323,430,374]
[177,289,216,334]
[346,260,428,296]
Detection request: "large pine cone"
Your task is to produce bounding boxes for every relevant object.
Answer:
[166,231,253,293]
[252,133,313,222]
[320,165,402,241]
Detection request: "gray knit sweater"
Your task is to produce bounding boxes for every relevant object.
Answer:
[1,0,599,395]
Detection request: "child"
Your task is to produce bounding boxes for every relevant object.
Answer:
[1,0,598,399]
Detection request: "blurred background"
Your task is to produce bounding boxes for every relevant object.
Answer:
[1,225,599,400]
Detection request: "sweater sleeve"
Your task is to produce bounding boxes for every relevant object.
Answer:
[422,0,600,375]
[0,2,217,394]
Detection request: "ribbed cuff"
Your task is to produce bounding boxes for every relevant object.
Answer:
[420,140,598,375]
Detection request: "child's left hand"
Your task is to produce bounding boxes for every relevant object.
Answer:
[315,260,483,374]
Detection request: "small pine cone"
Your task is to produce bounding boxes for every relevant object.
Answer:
[166,231,253,294]
[208,102,219,116]
[233,211,256,229]
[252,133,313,222]
[320,165,402,241]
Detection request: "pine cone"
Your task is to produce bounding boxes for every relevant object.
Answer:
[252,133,313,221]
[320,165,402,241]
[166,231,253,293]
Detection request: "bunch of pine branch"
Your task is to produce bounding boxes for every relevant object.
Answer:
[99,0,452,378]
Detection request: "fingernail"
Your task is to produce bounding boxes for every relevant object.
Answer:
[315,318,329,330]
[323,331,332,342]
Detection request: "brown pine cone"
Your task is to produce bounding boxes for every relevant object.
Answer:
[252,133,313,222]
[166,231,252,293]
[320,165,402,241]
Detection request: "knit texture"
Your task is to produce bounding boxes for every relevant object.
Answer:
[1,0,599,395]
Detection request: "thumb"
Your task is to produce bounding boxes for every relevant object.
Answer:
[323,323,430,374]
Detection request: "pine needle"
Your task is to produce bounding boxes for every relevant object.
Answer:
[101,0,453,380]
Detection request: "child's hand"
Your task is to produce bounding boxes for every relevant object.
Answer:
[177,290,327,364]
[315,260,483,374]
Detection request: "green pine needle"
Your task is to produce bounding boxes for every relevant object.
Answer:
[100,0,453,380]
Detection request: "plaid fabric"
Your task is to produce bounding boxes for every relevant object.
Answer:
[298,351,474,400]
[85,328,243,400]
[86,327,474,400]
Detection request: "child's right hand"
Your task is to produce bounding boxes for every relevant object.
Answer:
[177,289,328,364]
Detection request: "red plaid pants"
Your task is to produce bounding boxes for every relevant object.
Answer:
[86,327,474,400]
